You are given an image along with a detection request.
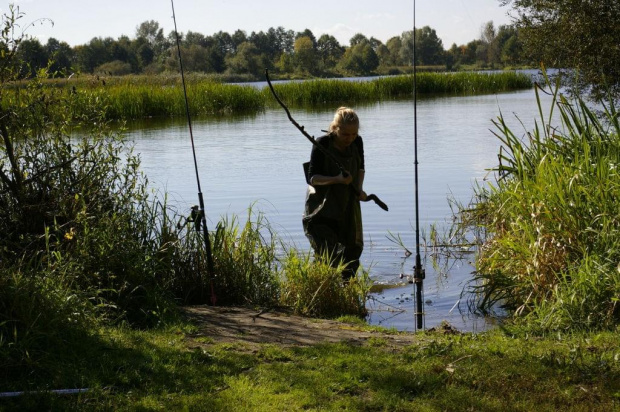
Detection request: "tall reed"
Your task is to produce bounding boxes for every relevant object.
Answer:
[264,72,532,106]
[458,73,620,331]
[7,72,532,121]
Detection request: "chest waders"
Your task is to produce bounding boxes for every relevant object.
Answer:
[265,70,388,281]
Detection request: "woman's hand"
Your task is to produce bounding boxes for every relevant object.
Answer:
[358,190,367,201]
[336,171,353,185]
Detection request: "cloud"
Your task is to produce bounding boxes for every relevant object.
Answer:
[312,23,357,46]
[354,12,396,23]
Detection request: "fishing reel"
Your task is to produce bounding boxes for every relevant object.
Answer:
[177,205,203,232]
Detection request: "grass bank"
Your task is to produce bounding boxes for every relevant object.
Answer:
[1,319,618,411]
[32,71,532,120]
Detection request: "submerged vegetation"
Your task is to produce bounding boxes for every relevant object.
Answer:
[455,73,620,332]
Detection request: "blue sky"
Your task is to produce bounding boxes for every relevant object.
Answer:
[3,0,513,48]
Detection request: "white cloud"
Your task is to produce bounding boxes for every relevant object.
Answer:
[313,23,357,46]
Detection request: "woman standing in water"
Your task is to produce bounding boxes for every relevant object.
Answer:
[303,107,367,281]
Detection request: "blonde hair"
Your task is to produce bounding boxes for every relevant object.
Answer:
[328,107,359,134]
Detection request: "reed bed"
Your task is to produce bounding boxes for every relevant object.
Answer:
[457,74,620,331]
[20,72,532,121]
[96,81,265,119]
[264,72,532,106]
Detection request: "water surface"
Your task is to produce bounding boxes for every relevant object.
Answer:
[127,87,551,332]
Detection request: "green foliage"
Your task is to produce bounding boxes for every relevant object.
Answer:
[209,209,281,307]
[279,250,371,318]
[502,0,620,99]
[457,72,620,331]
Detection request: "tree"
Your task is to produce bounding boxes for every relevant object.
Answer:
[338,42,379,75]
[293,36,317,74]
[45,38,75,74]
[316,34,343,71]
[386,36,403,66]
[400,27,445,66]
[75,37,114,73]
[15,38,48,77]
[349,33,369,47]
[416,26,445,65]
[225,41,262,77]
[500,0,620,97]
[295,29,317,47]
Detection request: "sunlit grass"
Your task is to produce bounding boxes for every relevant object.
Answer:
[16,72,533,121]
[264,72,532,106]
[2,322,618,411]
[455,72,620,331]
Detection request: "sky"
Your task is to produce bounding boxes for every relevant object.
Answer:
[2,0,514,48]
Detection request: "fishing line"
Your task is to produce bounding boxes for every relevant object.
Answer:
[170,0,216,305]
[413,0,426,330]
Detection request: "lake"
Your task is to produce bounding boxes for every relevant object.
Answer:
[126,84,552,332]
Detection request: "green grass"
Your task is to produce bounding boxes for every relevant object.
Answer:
[1,321,619,411]
[455,71,620,332]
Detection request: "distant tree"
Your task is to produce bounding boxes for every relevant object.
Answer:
[500,0,620,98]
[416,26,444,65]
[293,35,317,74]
[400,27,444,66]
[249,29,281,65]
[15,38,48,77]
[274,26,295,54]
[349,33,369,47]
[45,38,74,74]
[500,34,521,65]
[480,21,496,45]
[338,42,379,75]
[295,29,317,47]
[231,29,247,52]
[493,25,520,66]
[75,37,115,73]
[135,20,167,57]
[385,36,403,66]
[136,20,163,45]
[185,31,207,47]
[213,31,234,55]
[225,41,262,76]
[316,34,344,71]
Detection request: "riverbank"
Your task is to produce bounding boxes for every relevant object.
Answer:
[1,307,618,410]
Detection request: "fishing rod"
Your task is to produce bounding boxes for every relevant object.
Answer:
[170,0,216,305]
[413,0,425,329]
[265,69,388,212]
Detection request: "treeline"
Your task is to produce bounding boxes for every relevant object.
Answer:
[17,20,526,79]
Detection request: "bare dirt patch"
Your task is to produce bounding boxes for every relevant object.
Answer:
[182,305,425,350]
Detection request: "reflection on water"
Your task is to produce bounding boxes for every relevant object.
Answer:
[125,87,551,332]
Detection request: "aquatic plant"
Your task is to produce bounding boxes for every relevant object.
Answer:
[457,72,620,331]
[3,71,532,121]
[264,71,532,106]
